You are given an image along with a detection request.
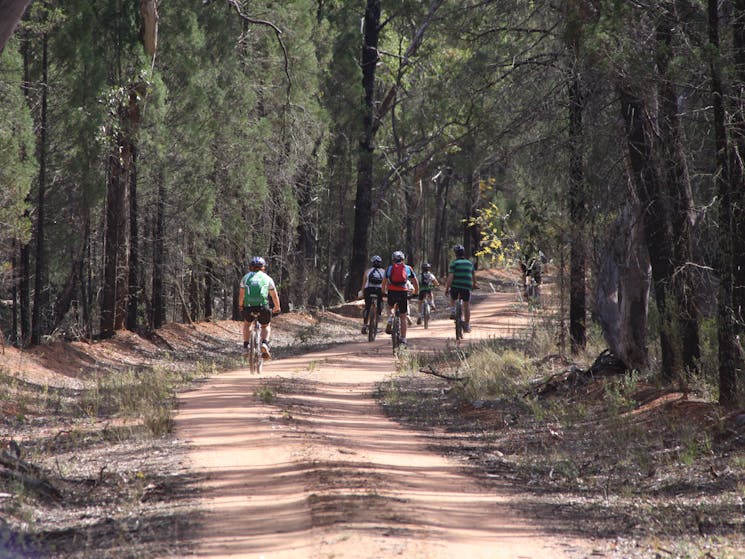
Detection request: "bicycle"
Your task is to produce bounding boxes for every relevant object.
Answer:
[451,293,465,341]
[368,293,381,342]
[420,294,432,330]
[390,301,403,353]
[244,310,264,374]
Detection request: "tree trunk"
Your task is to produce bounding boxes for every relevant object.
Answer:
[656,18,700,373]
[126,146,140,331]
[568,65,586,353]
[594,202,650,370]
[720,0,745,406]
[346,0,381,301]
[0,0,32,53]
[31,30,49,346]
[619,87,683,380]
[432,165,451,276]
[151,173,165,329]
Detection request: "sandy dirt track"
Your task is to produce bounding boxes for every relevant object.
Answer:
[175,289,590,558]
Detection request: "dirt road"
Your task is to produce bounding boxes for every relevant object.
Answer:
[175,290,590,558]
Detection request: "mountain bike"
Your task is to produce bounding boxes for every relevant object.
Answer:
[390,301,404,353]
[453,294,465,341]
[368,293,381,342]
[244,310,264,374]
[420,294,432,330]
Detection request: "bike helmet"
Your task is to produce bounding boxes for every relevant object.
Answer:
[391,250,405,263]
[371,255,383,266]
[250,256,266,269]
[422,262,431,270]
[454,244,465,257]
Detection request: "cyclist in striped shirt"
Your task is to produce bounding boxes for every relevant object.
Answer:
[444,244,478,333]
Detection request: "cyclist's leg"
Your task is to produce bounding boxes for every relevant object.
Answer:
[241,308,253,349]
[399,294,409,339]
[257,307,273,357]
[462,290,472,331]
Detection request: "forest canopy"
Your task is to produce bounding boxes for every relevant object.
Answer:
[1,0,744,405]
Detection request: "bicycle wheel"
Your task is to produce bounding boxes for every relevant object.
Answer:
[391,314,401,353]
[368,297,378,342]
[423,300,430,330]
[248,331,258,373]
[249,325,263,374]
[455,299,463,341]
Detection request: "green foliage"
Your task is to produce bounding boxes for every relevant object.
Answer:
[0,40,34,255]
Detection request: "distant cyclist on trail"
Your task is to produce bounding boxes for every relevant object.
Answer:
[416,262,439,325]
[382,251,419,347]
[444,244,478,333]
[239,256,281,359]
[358,255,385,335]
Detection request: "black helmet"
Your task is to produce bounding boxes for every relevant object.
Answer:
[250,256,266,269]
[422,262,431,270]
[371,255,382,266]
[392,250,405,263]
[454,244,465,257]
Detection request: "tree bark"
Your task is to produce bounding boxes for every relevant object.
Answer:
[346,0,381,301]
[594,202,650,370]
[619,87,683,380]
[0,0,31,53]
[568,67,586,353]
[126,146,140,331]
[31,30,48,346]
[150,173,165,329]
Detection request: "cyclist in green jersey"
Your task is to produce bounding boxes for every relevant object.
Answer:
[239,256,281,359]
[444,244,478,333]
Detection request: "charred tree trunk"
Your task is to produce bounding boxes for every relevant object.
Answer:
[720,0,745,406]
[568,65,586,353]
[346,0,381,301]
[126,146,140,331]
[31,30,48,346]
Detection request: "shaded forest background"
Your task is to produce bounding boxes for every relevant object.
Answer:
[1,1,744,405]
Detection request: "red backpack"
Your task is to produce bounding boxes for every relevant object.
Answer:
[389,262,408,286]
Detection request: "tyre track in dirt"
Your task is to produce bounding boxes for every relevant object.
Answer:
[175,289,589,558]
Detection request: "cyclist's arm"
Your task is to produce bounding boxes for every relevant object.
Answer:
[381,276,388,296]
[444,272,453,294]
[269,288,281,314]
[411,276,419,296]
[238,286,246,310]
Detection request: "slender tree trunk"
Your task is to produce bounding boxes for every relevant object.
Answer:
[568,65,586,353]
[31,30,48,346]
[346,0,381,301]
[126,146,140,331]
[204,258,213,320]
[432,165,451,276]
[721,0,745,405]
[656,19,700,374]
[151,173,165,329]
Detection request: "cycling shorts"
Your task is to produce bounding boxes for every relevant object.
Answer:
[387,290,410,314]
[449,287,471,303]
[242,305,272,325]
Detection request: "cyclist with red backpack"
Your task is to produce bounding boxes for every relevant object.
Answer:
[358,255,385,334]
[382,251,419,347]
